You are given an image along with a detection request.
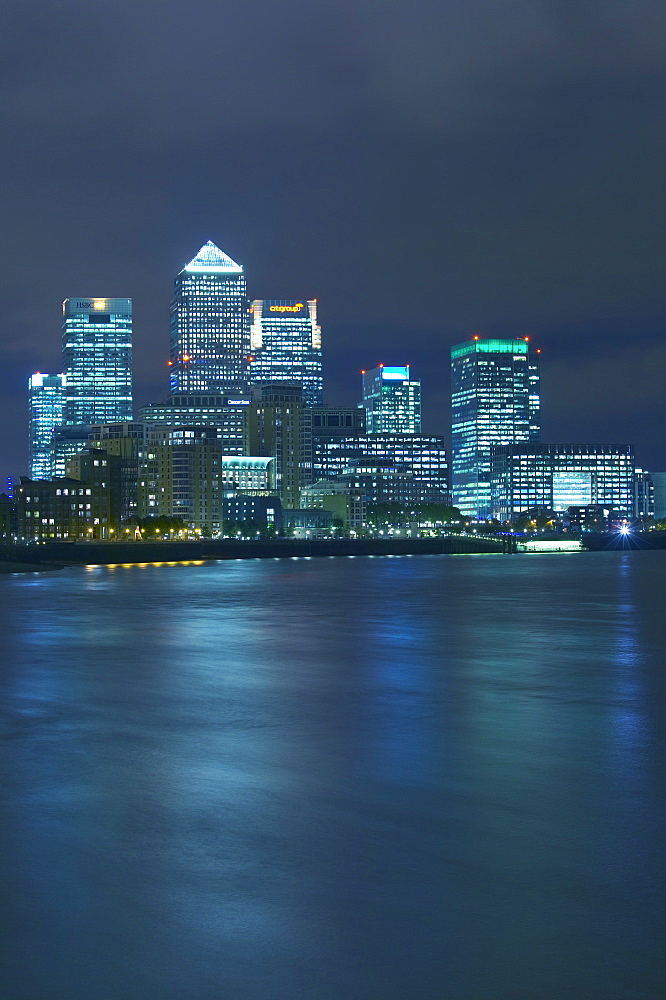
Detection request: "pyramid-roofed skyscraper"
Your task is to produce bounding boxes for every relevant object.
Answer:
[169,241,249,392]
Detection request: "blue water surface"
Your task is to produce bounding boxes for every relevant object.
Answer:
[1,551,665,1000]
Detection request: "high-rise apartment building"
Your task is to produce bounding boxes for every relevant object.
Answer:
[249,299,323,406]
[451,337,540,518]
[361,366,421,433]
[62,298,133,425]
[249,383,309,508]
[28,373,65,478]
[169,241,249,393]
[142,425,223,532]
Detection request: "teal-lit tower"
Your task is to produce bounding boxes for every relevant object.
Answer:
[361,365,421,433]
[169,241,249,393]
[62,297,133,425]
[451,337,540,518]
[28,373,65,478]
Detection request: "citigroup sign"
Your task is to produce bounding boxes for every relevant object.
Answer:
[269,302,305,313]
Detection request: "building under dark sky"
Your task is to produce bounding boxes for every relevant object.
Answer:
[1,1,665,478]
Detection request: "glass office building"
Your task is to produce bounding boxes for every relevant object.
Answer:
[28,373,65,478]
[169,241,249,393]
[451,337,540,518]
[490,444,635,521]
[139,393,250,455]
[312,434,449,504]
[62,298,133,425]
[361,365,421,433]
[249,299,323,406]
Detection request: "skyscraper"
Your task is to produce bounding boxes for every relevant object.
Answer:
[248,299,323,406]
[28,373,65,478]
[451,337,540,518]
[361,365,421,433]
[62,298,133,425]
[169,241,249,393]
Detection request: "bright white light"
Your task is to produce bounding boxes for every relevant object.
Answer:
[183,240,243,274]
[619,525,630,535]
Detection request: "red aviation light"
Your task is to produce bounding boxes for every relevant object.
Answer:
[167,360,173,366]
[473,335,480,341]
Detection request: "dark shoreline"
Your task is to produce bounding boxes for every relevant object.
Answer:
[0,535,506,570]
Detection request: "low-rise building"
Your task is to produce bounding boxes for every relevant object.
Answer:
[282,507,334,537]
[223,494,283,534]
[490,444,635,521]
[300,479,366,529]
[16,475,113,540]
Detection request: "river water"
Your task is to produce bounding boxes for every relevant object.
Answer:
[1,551,665,999]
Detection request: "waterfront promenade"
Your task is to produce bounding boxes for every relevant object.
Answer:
[0,535,506,570]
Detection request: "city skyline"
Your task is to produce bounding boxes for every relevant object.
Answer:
[7,240,660,486]
[9,234,660,504]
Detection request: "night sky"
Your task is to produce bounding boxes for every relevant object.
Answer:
[2,0,665,479]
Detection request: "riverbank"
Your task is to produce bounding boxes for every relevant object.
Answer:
[580,531,666,551]
[0,534,505,569]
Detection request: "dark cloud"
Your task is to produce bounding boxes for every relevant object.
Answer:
[1,0,665,476]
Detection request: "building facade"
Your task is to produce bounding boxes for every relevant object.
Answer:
[221,456,275,494]
[249,299,323,406]
[310,406,366,437]
[451,337,540,518]
[361,365,421,433]
[139,392,250,455]
[634,468,654,520]
[87,423,149,524]
[490,444,635,521]
[62,298,133,425]
[169,241,249,393]
[223,494,283,534]
[300,480,367,529]
[249,384,310,508]
[142,425,223,532]
[16,475,113,540]
[312,434,449,504]
[51,424,94,478]
[652,472,666,520]
[28,373,65,479]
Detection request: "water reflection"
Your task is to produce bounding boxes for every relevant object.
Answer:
[1,554,665,1000]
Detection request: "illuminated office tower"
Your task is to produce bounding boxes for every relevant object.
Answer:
[169,241,249,393]
[490,444,634,520]
[361,365,421,433]
[62,298,133,425]
[249,299,322,406]
[451,337,540,518]
[28,373,65,478]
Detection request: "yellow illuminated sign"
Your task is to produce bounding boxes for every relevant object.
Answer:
[93,299,107,310]
[269,302,304,313]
